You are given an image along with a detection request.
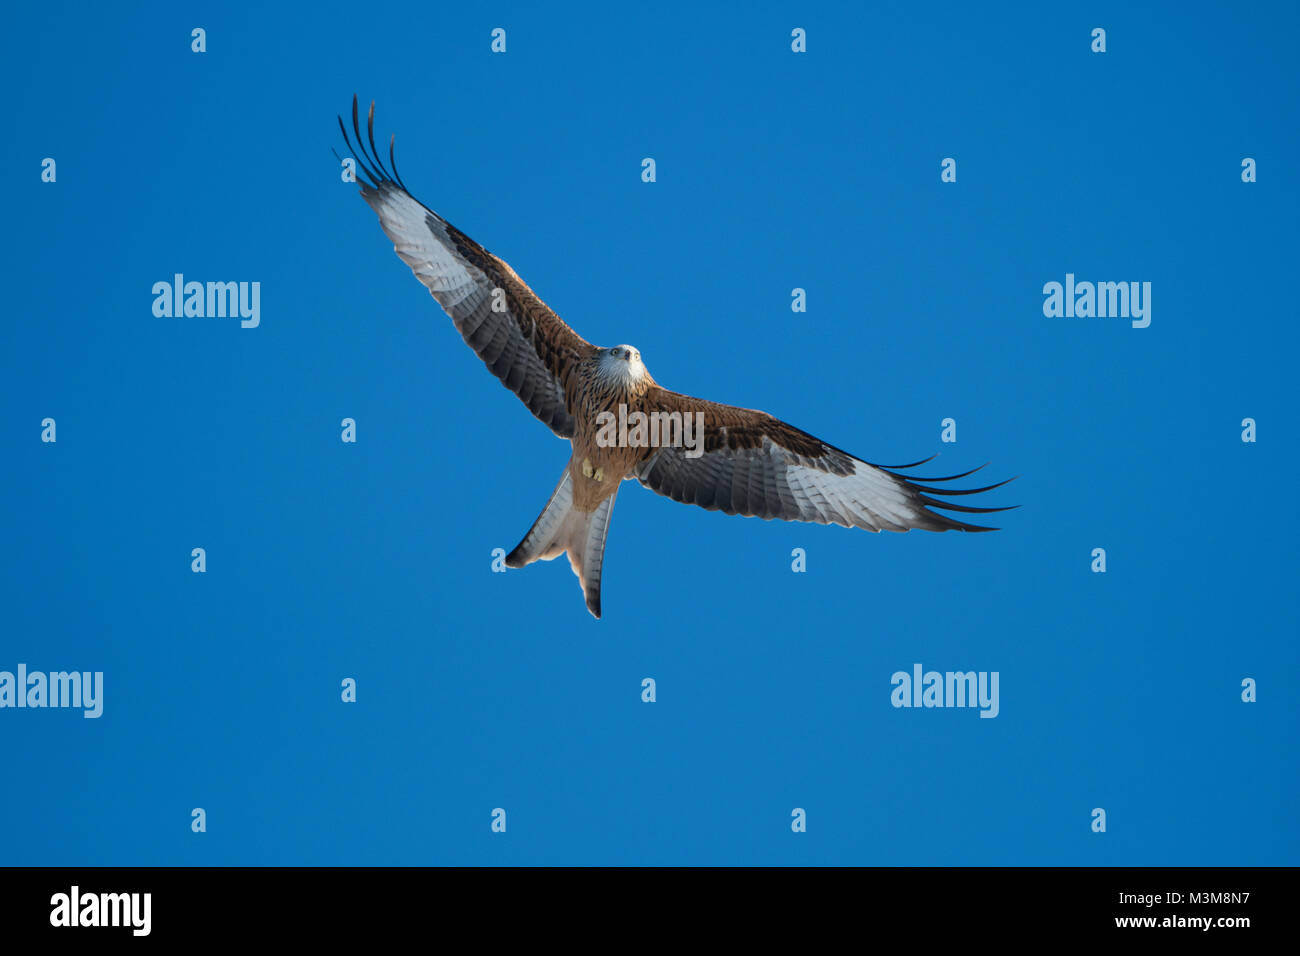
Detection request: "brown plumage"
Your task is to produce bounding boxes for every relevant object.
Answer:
[340,97,1014,618]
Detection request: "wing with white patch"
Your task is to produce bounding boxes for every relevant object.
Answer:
[633,386,1015,532]
[340,97,593,438]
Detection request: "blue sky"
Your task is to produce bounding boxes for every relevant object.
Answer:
[1,1,1296,865]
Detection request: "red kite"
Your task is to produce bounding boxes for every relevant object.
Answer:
[340,98,1013,618]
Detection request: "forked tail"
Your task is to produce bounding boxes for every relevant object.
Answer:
[506,469,619,619]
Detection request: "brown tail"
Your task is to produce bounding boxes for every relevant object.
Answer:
[506,469,619,619]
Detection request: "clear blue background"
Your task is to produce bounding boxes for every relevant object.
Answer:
[2,1,1295,865]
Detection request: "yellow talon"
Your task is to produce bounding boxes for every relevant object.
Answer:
[581,457,594,479]
[594,467,605,482]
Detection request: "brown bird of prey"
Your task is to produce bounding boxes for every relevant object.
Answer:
[339,98,1012,619]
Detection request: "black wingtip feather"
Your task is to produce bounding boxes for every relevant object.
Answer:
[339,108,381,188]
[900,462,990,482]
[919,495,1019,515]
[907,476,1016,496]
[877,453,940,470]
[339,95,412,195]
[346,94,385,187]
[390,133,408,190]
[366,100,390,181]
[920,511,1000,533]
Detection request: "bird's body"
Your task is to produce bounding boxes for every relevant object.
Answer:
[339,98,1014,618]
[564,347,654,511]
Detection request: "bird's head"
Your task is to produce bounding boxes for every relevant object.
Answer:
[598,344,650,388]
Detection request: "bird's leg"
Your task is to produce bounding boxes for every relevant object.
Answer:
[581,457,605,482]
[582,457,594,479]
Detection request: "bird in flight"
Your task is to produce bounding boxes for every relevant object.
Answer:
[339,97,1013,619]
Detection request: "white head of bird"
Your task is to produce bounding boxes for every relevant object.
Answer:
[598,344,650,389]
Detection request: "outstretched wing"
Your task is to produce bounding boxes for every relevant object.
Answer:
[634,387,1015,532]
[339,97,593,438]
